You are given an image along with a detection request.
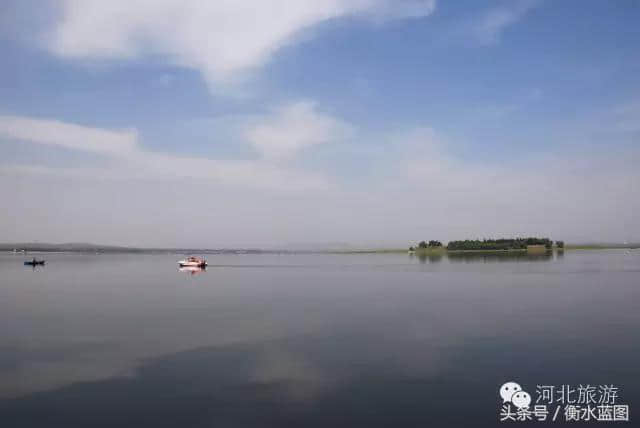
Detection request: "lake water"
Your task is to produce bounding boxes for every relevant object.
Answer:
[1,251,639,426]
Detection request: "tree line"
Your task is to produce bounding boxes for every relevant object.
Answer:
[409,240,443,251]
[446,238,553,251]
[410,238,564,251]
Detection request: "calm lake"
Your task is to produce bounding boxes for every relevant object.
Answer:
[1,251,639,427]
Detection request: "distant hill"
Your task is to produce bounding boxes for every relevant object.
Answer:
[1,242,306,254]
[0,242,143,253]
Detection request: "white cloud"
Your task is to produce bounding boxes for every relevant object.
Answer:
[151,73,175,88]
[611,102,640,133]
[0,114,329,191]
[245,101,353,160]
[380,125,640,244]
[395,127,456,179]
[0,115,136,156]
[2,116,639,246]
[47,0,436,88]
[473,0,539,45]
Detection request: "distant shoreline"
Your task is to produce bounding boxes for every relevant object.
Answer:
[1,243,638,255]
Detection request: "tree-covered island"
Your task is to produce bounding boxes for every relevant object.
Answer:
[410,238,563,253]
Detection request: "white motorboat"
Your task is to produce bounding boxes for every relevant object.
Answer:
[177,256,207,268]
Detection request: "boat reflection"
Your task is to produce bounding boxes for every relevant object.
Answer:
[178,266,207,276]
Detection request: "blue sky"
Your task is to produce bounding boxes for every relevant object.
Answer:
[0,0,638,247]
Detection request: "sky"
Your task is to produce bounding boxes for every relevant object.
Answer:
[0,0,638,248]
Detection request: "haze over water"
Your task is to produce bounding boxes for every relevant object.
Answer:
[1,250,639,427]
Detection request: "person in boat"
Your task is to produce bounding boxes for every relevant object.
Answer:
[32,257,36,264]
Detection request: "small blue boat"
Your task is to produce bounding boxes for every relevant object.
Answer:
[24,259,45,266]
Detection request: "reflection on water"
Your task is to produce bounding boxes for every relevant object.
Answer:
[178,266,207,276]
[412,250,556,264]
[446,251,554,263]
[414,252,444,264]
[1,251,639,427]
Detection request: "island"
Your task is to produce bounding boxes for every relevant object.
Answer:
[410,237,564,254]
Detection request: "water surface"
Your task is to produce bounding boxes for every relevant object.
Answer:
[1,251,638,426]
